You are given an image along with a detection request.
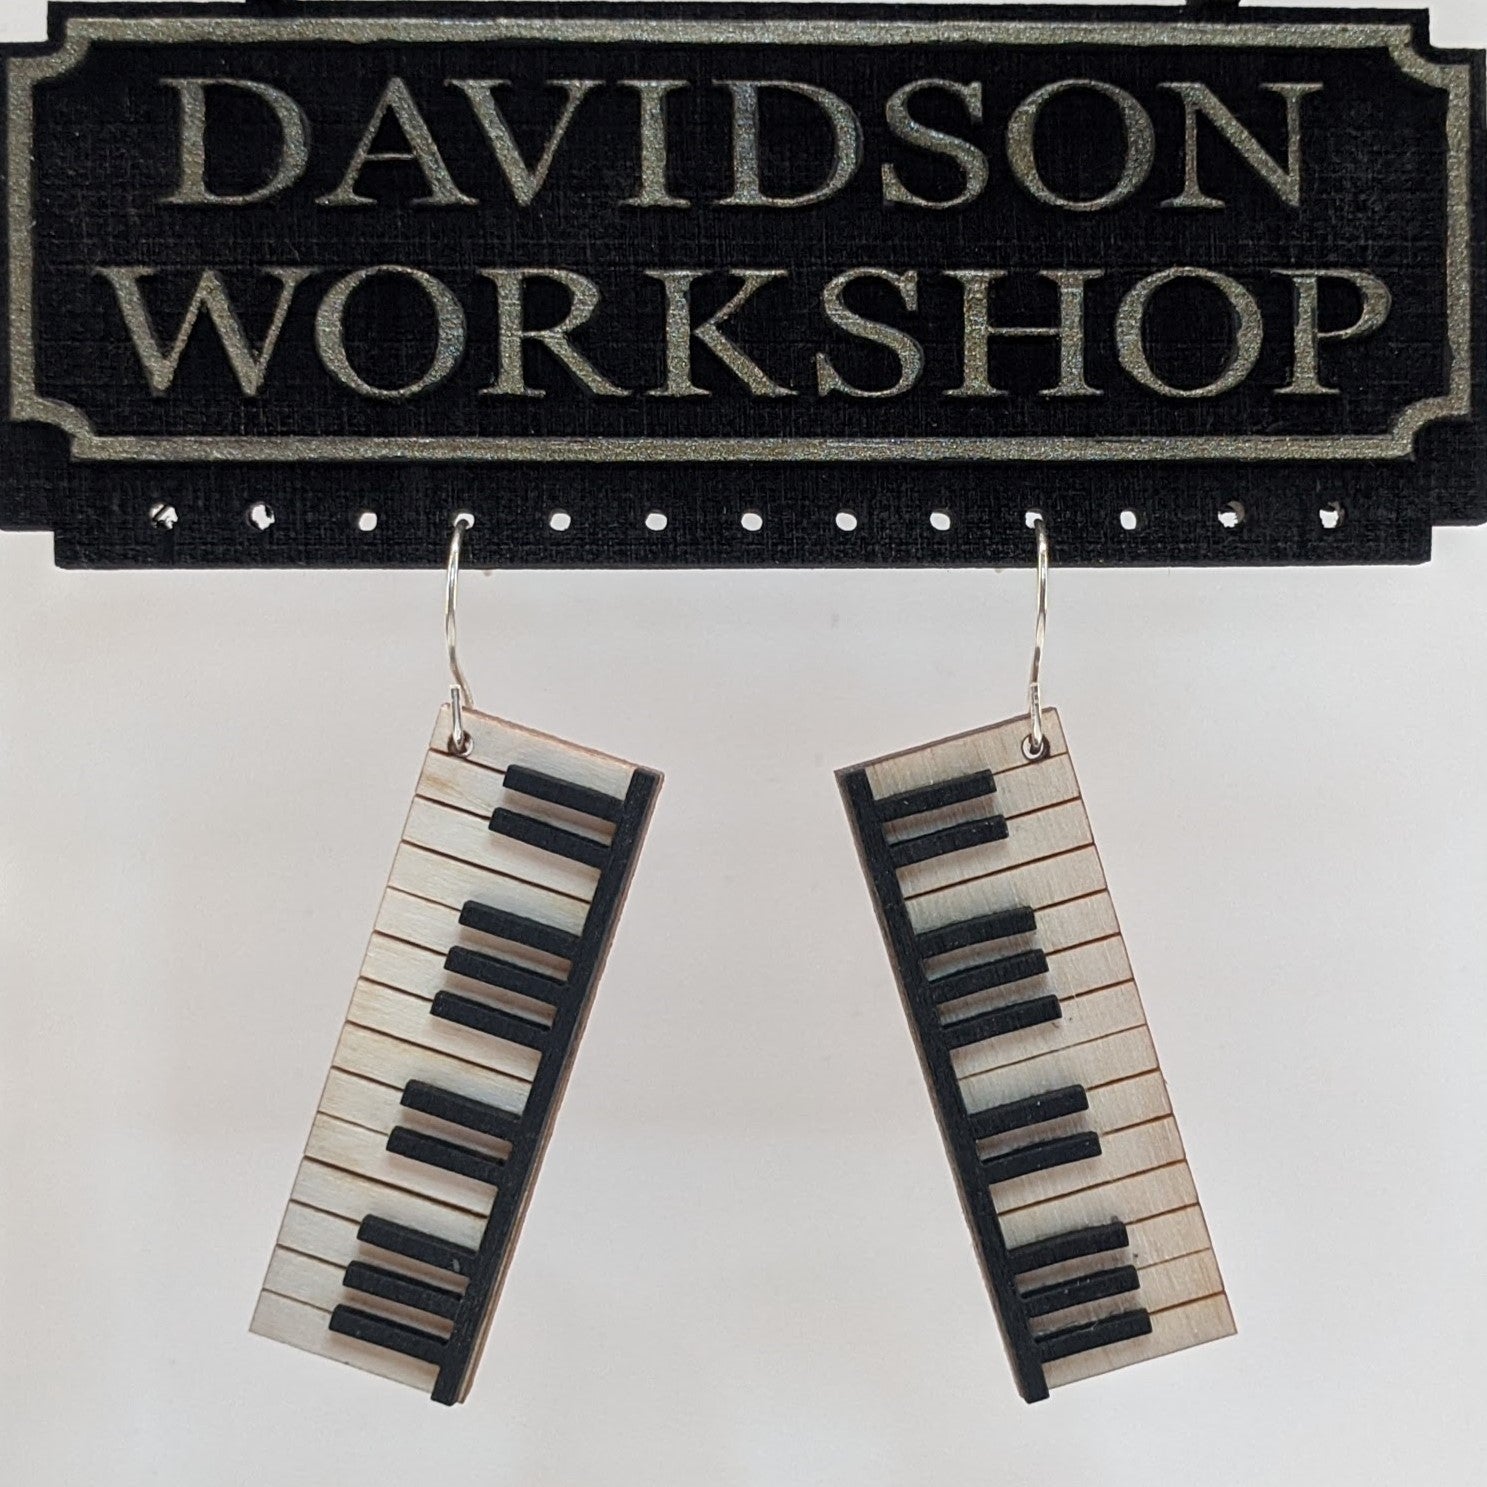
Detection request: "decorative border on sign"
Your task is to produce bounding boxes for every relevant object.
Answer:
[6,13,1474,463]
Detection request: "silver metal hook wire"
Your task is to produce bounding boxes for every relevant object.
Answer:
[1022,515,1050,762]
[445,511,476,756]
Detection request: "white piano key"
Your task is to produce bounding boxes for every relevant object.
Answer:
[935,931,1132,1025]
[977,1070,1172,1166]
[1045,935,1133,996]
[1029,1250,1223,1339]
[1084,1070,1172,1133]
[895,798,1094,900]
[362,934,448,1001]
[880,752,1081,848]
[905,843,1106,920]
[290,1159,487,1250]
[319,1070,513,1167]
[1127,1205,1216,1271]
[251,1290,439,1394]
[305,1112,496,1217]
[435,705,636,802]
[996,753,1081,820]
[864,709,1069,803]
[1000,1162,1199,1251]
[376,889,570,980]
[257,707,659,1400]
[992,1117,1186,1214]
[1043,1292,1236,1389]
[402,796,600,904]
[320,1067,420,1138]
[362,932,559,1027]
[277,1201,471,1291]
[387,842,589,934]
[951,982,1146,1081]
[962,1026,1159,1113]
[264,1246,456,1340]
[1007,1203,1212,1291]
[1032,893,1121,954]
[332,1022,530,1116]
[347,980,542,1082]
[277,1199,362,1266]
[418,751,623,842]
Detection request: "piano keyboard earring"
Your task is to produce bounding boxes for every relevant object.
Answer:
[251,513,662,1404]
[837,517,1233,1401]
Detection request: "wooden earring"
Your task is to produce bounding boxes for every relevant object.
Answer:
[837,517,1232,1401]
[251,514,662,1404]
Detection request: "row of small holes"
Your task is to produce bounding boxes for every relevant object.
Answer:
[146,500,1349,535]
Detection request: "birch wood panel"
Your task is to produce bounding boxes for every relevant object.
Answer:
[839,707,1229,1399]
[254,707,660,1404]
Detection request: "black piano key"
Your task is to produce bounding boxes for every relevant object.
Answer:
[445,945,567,1006]
[940,994,1062,1049]
[430,991,550,1050]
[401,1080,522,1142]
[915,907,1038,959]
[357,1215,478,1277]
[387,1126,505,1188]
[982,1131,1102,1186]
[1035,1309,1153,1364]
[490,808,609,869]
[459,900,582,961]
[968,1085,1090,1140]
[329,1305,447,1366]
[874,770,997,822]
[1009,1223,1130,1277]
[343,1261,464,1322]
[888,815,1009,868]
[1021,1265,1141,1320]
[502,765,626,824]
[925,949,1050,1004]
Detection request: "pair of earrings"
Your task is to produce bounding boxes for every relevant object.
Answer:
[251,513,1232,1406]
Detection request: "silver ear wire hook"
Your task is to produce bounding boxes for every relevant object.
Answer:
[1022,514,1050,762]
[445,511,476,756]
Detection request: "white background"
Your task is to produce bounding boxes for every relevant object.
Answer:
[2,1,1485,1482]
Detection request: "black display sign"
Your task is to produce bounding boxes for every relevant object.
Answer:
[0,2,1483,566]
